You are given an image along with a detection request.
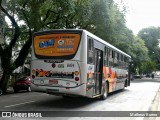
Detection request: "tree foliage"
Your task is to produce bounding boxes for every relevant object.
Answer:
[138,27,160,55]
[138,27,160,71]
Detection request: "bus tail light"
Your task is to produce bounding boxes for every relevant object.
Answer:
[52,63,56,68]
[86,88,89,91]
[32,75,35,79]
[75,77,79,81]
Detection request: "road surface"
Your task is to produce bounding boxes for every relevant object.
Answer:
[0,78,160,120]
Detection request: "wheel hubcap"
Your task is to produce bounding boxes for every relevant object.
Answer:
[103,86,107,97]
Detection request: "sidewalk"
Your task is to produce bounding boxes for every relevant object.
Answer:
[134,77,160,120]
[155,86,160,120]
[145,77,160,120]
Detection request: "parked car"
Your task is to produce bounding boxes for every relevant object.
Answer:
[134,74,141,79]
[13,76,31,93]
[146,74,151,78]
[130,74,134,81]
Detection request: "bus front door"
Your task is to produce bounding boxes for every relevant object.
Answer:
[94,49,103,95]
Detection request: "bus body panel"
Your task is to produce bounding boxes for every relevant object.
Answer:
[103,66,127,92]
[31,30,88,96]
[31,59,88,96]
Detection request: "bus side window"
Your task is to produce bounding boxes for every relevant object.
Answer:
[109,48,113,66]
[121,55,124,68]
[104,46,108,66]
[107,47,109,66]
[124,56,128,69]
[114,52,118,67]
[112,50,115,66]
[87,38,94,64]
[117,53,119,68]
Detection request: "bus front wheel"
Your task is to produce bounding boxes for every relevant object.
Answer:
[100,82,108,100]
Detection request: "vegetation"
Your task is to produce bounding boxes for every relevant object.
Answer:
[138,27,160,73]
[0,0,152,94]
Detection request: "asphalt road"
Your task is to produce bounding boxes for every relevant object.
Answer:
[0,78,160,120]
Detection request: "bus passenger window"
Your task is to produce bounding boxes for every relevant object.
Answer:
[114,52,118,67]
[124,56,128,69]
[107,48,109,66]
[115,52,117,60]
[117,53,120,68]
[104,46,108,66]
[112,50,114,58]
[117,53,119,60]
[121,55,124,68]
[109,49,112,58]
[109,48,113,66]
[89,39,92,50]
[87,38,94,64]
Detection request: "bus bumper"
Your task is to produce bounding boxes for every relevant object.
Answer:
[31,83,87,97]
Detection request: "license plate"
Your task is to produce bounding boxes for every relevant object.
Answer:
[49,80,58,84]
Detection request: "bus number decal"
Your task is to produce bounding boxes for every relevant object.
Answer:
[58,64,64,68]
[67,63,74,67]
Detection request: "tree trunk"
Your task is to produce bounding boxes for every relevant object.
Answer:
[0,70,10,94]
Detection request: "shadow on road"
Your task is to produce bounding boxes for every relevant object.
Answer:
[108,89,129,96]
[32,96,100,109]
[28,89,129,110]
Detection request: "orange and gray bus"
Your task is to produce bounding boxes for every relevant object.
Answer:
[31,29,131,99]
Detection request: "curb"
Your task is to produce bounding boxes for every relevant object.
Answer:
[155,87,160,120]
[149,86,160,120]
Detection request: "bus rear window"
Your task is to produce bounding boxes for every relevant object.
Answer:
[33,33,81,59]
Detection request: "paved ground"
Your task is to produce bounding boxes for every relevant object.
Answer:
[0,77,160,120]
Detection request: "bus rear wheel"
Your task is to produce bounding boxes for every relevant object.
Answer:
[100,82,108,100]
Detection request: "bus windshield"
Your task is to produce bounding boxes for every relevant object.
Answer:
[33,33,81,59]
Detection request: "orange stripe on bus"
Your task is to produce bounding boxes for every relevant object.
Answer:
[103,66,108,80]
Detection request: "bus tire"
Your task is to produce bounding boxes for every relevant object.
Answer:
[0,89,2,96]
[62,95,71,99]
[100,82,108,100]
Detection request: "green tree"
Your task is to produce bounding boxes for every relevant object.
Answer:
[140,61,157,74]
[138,27,160,70]
[0,0,21,94]
[138,27,160,55]
[130,36,149,73]
[0,0,95,94]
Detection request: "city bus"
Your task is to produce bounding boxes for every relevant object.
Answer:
[31,29,131,99]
